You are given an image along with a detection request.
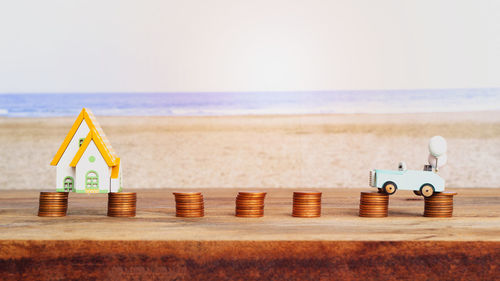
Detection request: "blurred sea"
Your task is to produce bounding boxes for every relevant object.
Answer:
[0,88,499,117]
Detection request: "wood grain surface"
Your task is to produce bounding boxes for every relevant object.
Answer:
[0,188,499,280]
[1,240,499,281]
[1,188,498,241]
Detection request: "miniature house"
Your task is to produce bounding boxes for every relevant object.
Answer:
[51,108,122,193]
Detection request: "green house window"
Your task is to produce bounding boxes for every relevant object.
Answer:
[63,176,74,191]
[85,170,99,190]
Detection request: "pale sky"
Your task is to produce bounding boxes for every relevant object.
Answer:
[0,0,498,93]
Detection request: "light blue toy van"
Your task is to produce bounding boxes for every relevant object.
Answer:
[369,162,445,197]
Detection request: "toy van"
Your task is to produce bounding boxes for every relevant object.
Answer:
[369,162,445,197]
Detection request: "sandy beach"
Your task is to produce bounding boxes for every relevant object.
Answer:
[1,111,499,190]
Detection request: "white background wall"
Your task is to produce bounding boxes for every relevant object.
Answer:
[0,0,498,92]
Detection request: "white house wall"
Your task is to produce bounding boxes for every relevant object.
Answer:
[75,140,111,193]
[56,120,90,191]
[110,160,123,193]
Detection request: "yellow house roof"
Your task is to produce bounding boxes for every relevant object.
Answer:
[111,158,121,179]
[51,108,118,166]
[69,128,118,167]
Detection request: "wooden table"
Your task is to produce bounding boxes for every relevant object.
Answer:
[1,188,499,280]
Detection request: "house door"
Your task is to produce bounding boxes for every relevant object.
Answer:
[85,171,99,193]
[63,177,74,192]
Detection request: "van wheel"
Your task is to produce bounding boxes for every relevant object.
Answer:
[420,184,435,198]
[382,182,397,195]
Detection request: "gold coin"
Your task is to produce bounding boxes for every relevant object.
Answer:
[40,191,68,195]
[361,191,388,196]
[108,206,136,210]
[175,213,205,218]
[236,209,264,212]
[293,205,322,208]
[293,205,321,208]
[235,211,263,214]
[236,202,264,206]
[293,199,321,202]
[360,195,389,199]
[175,204,204,208]
[173,192,201,195]
[236,203,264,207]
[293,210,321,214]
[236,198,265,202]
[431,191,458,196]
[293,210,321,213]
[425,210,453,213]
[360,201,388,204]
[108,195,137,198]
[359,206,388,209]
[236,205,264,210]
[107,214,136,217]
[110,192,136,195]
[359,210,388,213]
[39,197,68,202]
[423,214,452,217]
[174,196,203,199]
[360,207,388,210]
[108,203,136,207]
[293,196,322,199]
[176,212,204,215]
[360,197,389,201]
[425,201,453,205]
[294,191,322,195]
[292,216,321,218]
[359,214,387,218]
[360,202,388,206]
[236,197,266,200]
[238,191,266,195]
[236,215,264,218]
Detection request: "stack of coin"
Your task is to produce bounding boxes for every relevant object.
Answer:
[292,191,322,217]
[173,192,204,217]
[359,191,389,217]
[424,191,457,218]
[107,192,137,217]
[38,192,69,217]
[235,191,266,217]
